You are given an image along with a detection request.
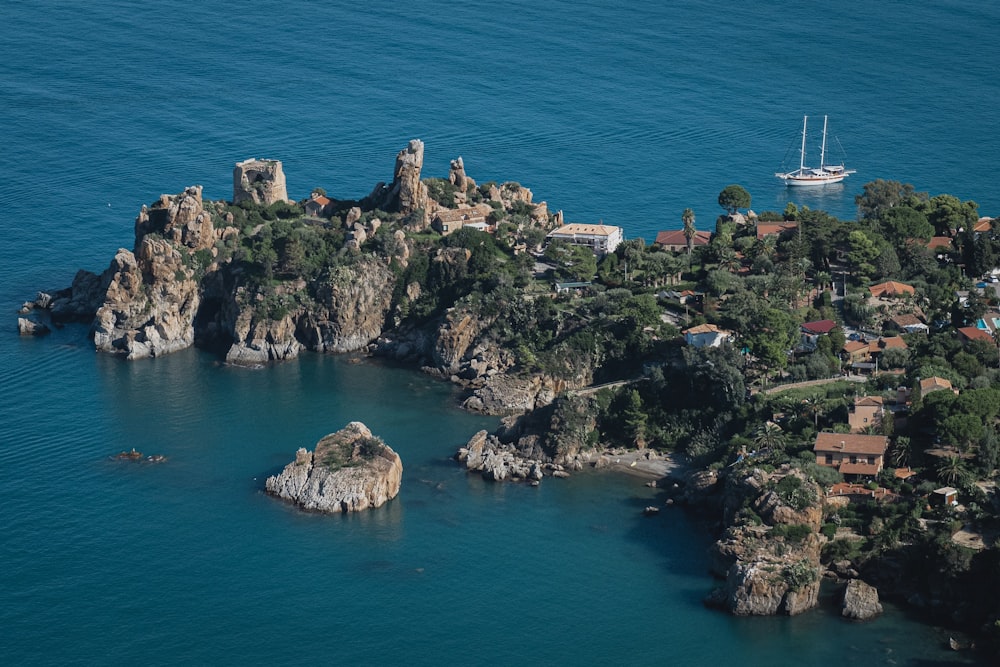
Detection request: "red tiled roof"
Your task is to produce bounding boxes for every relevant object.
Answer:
[975,217,993,233]
[869,281,915,298]
[802,319,837,335]
[920,376,953,393]
[838,462,882,476]
[927,236,953,250]
[814,432,888,456]
[654,230,711,247]
[958,327,994,343]
[756,222,797,239]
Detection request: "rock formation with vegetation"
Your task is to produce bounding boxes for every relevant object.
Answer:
[265,422,402,513]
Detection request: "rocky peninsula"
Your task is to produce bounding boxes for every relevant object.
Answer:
[266,422,402,513]
[17,142,1000,657]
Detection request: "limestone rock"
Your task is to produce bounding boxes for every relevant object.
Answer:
[92,239,200,359]
[842,579,883,620]
[225,309,301,365]
[266,422,402,513]
[47,271,105,322]
[366,140,428,222]
[135,186,215,250]
[233,158,289,206]
[448,156,475,191]
[17,317,50,336]
[296,258,397,354]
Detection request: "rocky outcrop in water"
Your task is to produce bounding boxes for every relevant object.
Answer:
[706,468,824,616]
[91,239,201,359]
[265,422,402,513]
[841,579,883,620]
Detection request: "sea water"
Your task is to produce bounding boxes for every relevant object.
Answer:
[2,1,996,664]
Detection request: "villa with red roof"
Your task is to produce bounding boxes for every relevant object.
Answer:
[814,432,889,477]
[869,281,915,299]
[800,319,837,349]
[654,229,711,253]
[957,326,994,345]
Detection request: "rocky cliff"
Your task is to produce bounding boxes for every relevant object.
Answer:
[706,468,825,616]
[265,422,402,513]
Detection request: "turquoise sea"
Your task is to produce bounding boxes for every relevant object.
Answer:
[2,1,997,664]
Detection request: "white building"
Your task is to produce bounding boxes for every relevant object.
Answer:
[546,223,623,257]
[682,323,733,348]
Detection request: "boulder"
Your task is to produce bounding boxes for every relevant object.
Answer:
[17,317,50,336]
[265,422,402,513]
[841,579,883,620]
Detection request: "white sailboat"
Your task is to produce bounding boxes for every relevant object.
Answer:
[775,115,855,186]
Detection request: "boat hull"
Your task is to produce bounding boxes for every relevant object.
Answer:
[777,173,847,187]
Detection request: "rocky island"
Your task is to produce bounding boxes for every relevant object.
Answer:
[18,140,1000,658]
[266,422,402,513]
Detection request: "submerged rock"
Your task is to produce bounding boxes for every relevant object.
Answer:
[265,422,402,513]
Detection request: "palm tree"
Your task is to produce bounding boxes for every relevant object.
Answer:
[753,422,787,454]
[889,435,911,467]
[682,208,697,260]
[936,455,970,486]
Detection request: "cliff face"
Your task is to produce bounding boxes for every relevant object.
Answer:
[707,468,824,617]
[296,259,396,354]
[265,422,402,513]
[92,239,200,359]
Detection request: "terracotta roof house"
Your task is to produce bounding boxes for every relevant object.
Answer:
[756,222,798,240]
[682,323,733,348]
[974,217,993,234]
[304,194,333,218]
[919,376,957,397]
[814,432,889,477]
[546,223,623,256]
[654,229,711,252]
[432,203,493,236]
[842,337,907,367]
[800,319,837,349]
[802,319,837,335]
[843,340,871,364]
[927,236,953,251]
[957,326,994,345]
[849,396,885,433]
[890,312,928,334]
[869,281,915,298]
[872,336,908,353]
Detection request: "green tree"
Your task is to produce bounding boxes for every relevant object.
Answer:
[718,184,751,216]
[855,179,925,221]
[621,388,648,447]
[922,194,979,237]
[682,208,697,258]
[753,421,787,454]
[936,455,971,486]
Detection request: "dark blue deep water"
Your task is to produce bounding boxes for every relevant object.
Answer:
[2,1,997,664]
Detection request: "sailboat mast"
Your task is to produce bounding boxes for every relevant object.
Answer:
[820,115,828,169]
[799,116,808,170]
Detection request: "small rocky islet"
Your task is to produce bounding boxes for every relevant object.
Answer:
[266,422,402,514]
